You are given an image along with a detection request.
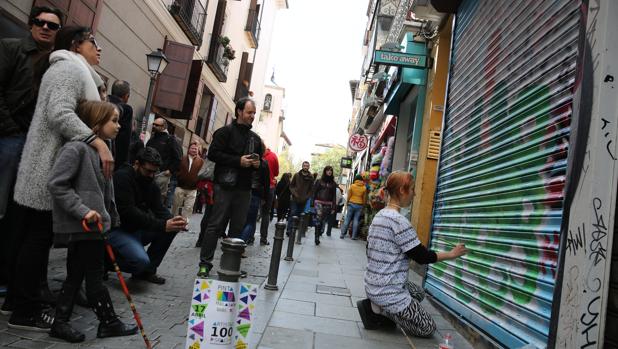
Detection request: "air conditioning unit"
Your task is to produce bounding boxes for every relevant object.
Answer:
[411,0,443,22]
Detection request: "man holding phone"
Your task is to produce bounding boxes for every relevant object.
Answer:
[197,97,263,278]
[108,147,186,285]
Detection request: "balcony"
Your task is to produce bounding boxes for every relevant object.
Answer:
[244,8,261,48]
[206,41,229,82]
[169,0,206,47]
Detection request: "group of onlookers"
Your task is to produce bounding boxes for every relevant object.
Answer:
[0,6,191,343]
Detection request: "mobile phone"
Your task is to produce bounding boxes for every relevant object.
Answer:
[249,153,259,160]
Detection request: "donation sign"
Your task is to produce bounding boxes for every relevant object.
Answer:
[185,279,258,349]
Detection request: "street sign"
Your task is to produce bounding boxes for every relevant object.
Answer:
[348,134,368,152]
[340,157,353,169]
[374,50,428,68]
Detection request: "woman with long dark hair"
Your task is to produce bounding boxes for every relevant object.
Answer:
[312,166,337,245]
[8,25,114,332]
[275,173,292,221]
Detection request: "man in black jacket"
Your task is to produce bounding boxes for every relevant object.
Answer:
[108,80,133,169]
[197,97,263,277]
[0,6,64,328]
[108,147,186,284]
[146,117,181,204]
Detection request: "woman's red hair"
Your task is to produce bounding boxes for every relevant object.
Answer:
[384,171,413,200]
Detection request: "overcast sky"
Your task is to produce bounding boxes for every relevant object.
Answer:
[267,0,368,162]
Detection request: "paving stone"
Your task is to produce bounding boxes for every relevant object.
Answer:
[315,303,361,321]
[275,298,315,316]
[268,311,360,338]
[7,339,56,349]
[259,326,313,349]
[315,332,410,349]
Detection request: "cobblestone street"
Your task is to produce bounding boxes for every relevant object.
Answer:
[0,214,473,348]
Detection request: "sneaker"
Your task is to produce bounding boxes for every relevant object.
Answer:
[259,240,270,246]
[132,273,166,285]
[8,310,54,332]
[1,299,14,316]
[247,239,255,246]
[240,270,248,278]
[197,265,210,278]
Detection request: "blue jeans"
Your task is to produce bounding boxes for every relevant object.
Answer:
[340,203,363,238]
[107,228,177,275]
[240,193,262,242]
[0,135,26,220]
[286,200,307,235]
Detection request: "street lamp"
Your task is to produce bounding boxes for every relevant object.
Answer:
[140,48,169,137]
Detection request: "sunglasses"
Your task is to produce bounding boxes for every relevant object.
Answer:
[87,36,100,49]
[153,123,164,127]
[32,18,61,31]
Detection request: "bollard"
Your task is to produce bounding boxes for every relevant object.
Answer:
[286,216,299,260]
[218,238,246,282]
[295,215,302,245]
[264,222,287,290]
[299,213,308,238]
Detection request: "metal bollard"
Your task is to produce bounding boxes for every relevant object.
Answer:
[264,222,287,290]
[295,215,302,245]
[285,216,299,260]
[218,238,246,282]
[299,213,308,238]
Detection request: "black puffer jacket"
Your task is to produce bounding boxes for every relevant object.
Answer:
[208,121,263,191]
[146,131,181,173]
[0,35,50,136]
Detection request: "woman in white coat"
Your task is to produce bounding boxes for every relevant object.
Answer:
[7,25,115,332]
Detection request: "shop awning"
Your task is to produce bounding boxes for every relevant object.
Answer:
[371,115,396,154]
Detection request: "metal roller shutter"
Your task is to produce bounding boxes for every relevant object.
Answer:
[425,0,583,347]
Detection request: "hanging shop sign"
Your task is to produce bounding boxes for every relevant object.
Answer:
[340,157,353,169]
[348,134,369,152]
[374,50,428,68]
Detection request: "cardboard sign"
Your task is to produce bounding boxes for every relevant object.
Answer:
[185,279,258,349]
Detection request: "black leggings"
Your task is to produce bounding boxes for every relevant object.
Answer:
[64,240,106,301]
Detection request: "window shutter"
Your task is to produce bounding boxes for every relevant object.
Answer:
[153,39,195,112]
[172,60,204,121]
[245,0,257,30]
[33,0,103,33]
[207,0,227,60]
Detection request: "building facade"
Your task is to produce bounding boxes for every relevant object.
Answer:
[1,0,288,151]
[348,0,618,348]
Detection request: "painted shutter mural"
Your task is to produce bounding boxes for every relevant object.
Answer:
[425,0,583,348]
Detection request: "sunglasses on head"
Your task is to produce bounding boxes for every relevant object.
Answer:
[32,18,61,31]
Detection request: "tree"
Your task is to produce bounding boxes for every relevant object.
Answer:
[277,149,299,179]
[311,147,347,179]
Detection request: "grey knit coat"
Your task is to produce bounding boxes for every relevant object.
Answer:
[14,50,102,211]
[48,142,120,234]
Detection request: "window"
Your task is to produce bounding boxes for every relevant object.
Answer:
[264,94,272,111]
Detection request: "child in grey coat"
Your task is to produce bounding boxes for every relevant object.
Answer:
[47,100,137,343]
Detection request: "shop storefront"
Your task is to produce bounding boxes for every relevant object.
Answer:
[424,0,618,347]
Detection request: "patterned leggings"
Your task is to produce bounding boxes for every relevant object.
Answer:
[383,282,437,337]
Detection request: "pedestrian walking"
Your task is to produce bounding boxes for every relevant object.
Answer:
[8,24,113,332]
[312,166,337,245]
[286,161,313,237]
[358,171,467,337]
[340,175,367,240]
[240,144,270,245]
[47,100,138,343]
[325,185,344,237]
[0,5,64,318]
[145,117,181,205]
[197,97,263,278]
[259,147,279,244]
[275,173,292,221]
[172,142,204,227]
